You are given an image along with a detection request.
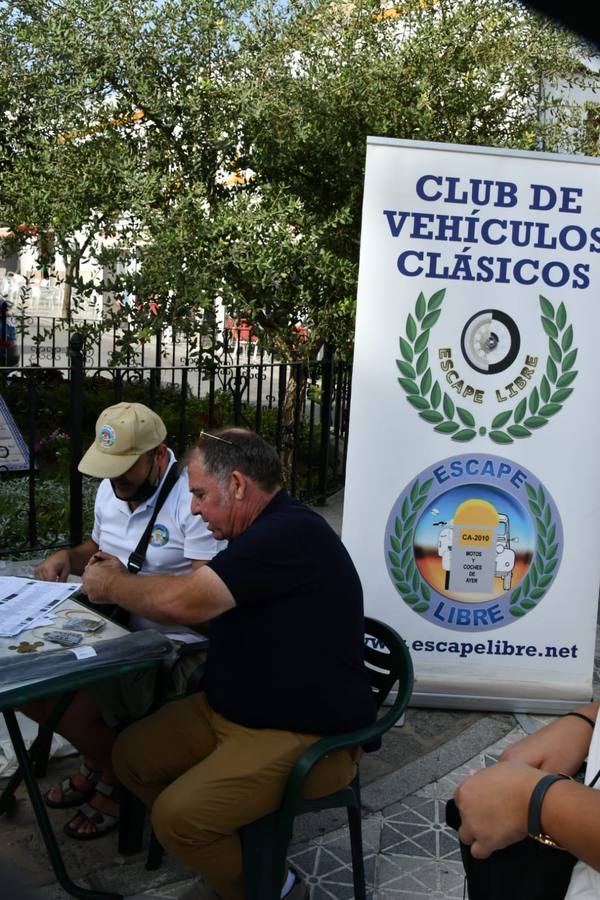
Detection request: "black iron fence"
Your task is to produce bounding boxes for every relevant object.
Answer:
[1,307,273,371]
[0,335,351,558]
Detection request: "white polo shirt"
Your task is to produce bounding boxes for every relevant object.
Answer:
[92,449,225,639]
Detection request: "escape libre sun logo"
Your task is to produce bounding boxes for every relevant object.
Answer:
[149,524,170,546]
[395,290,577,443]
[384,454,563,632]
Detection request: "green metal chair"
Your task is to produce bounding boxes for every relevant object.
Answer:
[240,616,414,900]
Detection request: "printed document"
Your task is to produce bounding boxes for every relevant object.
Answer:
[0,577,80,637]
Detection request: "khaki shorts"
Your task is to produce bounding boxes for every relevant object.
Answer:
[92,644,207,729]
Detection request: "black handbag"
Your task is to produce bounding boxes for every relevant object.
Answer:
[445,797,576,900]
[446,762,600,900]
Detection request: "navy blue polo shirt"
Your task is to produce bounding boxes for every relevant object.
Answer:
[205,489,376,734]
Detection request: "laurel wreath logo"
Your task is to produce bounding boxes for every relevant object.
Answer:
[388,476,433,613]
[509,482,559,618]
[387,477,560,619]
[396,292,577,441]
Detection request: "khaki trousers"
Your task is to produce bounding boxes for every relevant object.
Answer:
[112,692,357,900]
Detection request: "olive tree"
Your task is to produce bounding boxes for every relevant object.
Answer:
[226,0,592,357]
[0,0,593,358]
[0,0,246,351]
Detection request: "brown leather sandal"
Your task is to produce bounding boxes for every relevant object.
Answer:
[63,782,121,841]
[44,762,101,809]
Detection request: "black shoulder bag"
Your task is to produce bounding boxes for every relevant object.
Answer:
[126,463,180,575]
[78,464,180,624]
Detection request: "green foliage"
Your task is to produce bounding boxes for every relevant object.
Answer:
[233,0,591,352]
[0,0,594,358]
[0,475,98,557]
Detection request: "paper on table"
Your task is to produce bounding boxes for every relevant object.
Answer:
[0,577,80,637]
[70,645,97,660]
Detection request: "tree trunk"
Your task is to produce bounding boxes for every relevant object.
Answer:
[280,364,307,473]
[61,259,75,319]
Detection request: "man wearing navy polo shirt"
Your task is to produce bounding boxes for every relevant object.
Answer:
[83,428,376,900]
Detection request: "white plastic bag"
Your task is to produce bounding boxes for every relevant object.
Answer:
[0,712,75,777]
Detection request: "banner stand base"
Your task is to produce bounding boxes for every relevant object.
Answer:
[409,689,594,715]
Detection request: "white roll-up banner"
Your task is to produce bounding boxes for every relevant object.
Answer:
[343,137,600,712]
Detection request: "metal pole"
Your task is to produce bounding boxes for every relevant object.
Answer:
[27,372,37,547]
[317,345,334,505]
[155,327,162,368]
[69,332,84,547]
[0,301,6,366]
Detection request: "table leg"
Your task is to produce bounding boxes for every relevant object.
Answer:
[3,710,123,900]
[0,692,77,813]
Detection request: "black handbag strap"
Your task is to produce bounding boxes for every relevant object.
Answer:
[127,463,180,574]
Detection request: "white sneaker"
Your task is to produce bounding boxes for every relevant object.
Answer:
[282,867,309,900]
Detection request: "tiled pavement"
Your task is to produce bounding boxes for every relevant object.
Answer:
[283,651,600,900]
[0,713,582,900]
[286,723,535,900]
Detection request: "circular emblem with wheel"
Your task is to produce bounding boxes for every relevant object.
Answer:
[461,309,521,375]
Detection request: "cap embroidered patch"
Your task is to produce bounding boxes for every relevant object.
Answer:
[98,424,116,448]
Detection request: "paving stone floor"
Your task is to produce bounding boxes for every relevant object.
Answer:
[6,655,596,900]
[0,713,557,899]
[2,497,599,899]
[285,721,538,900]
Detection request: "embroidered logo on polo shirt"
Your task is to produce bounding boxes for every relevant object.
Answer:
[98,424,116,448]
[149,524,169,546]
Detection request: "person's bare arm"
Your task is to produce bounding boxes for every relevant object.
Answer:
[82,553,235,623]
[455,759,600,871]
[35,538,99,582]
[499,703,598,774]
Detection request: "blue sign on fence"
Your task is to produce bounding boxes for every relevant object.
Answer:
[0,395,29,471]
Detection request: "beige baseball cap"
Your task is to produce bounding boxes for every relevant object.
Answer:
[78,402,167,479]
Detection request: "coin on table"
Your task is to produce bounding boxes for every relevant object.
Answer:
[8,641,44,653]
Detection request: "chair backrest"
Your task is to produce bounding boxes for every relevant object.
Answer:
[364,616,414,731]
[254,616,414,829]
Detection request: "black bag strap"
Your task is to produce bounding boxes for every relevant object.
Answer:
[127,463,180,574]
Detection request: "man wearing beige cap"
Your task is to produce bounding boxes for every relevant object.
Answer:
[25,402,223,840]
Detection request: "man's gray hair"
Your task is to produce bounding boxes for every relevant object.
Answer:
[189,429,282,492]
